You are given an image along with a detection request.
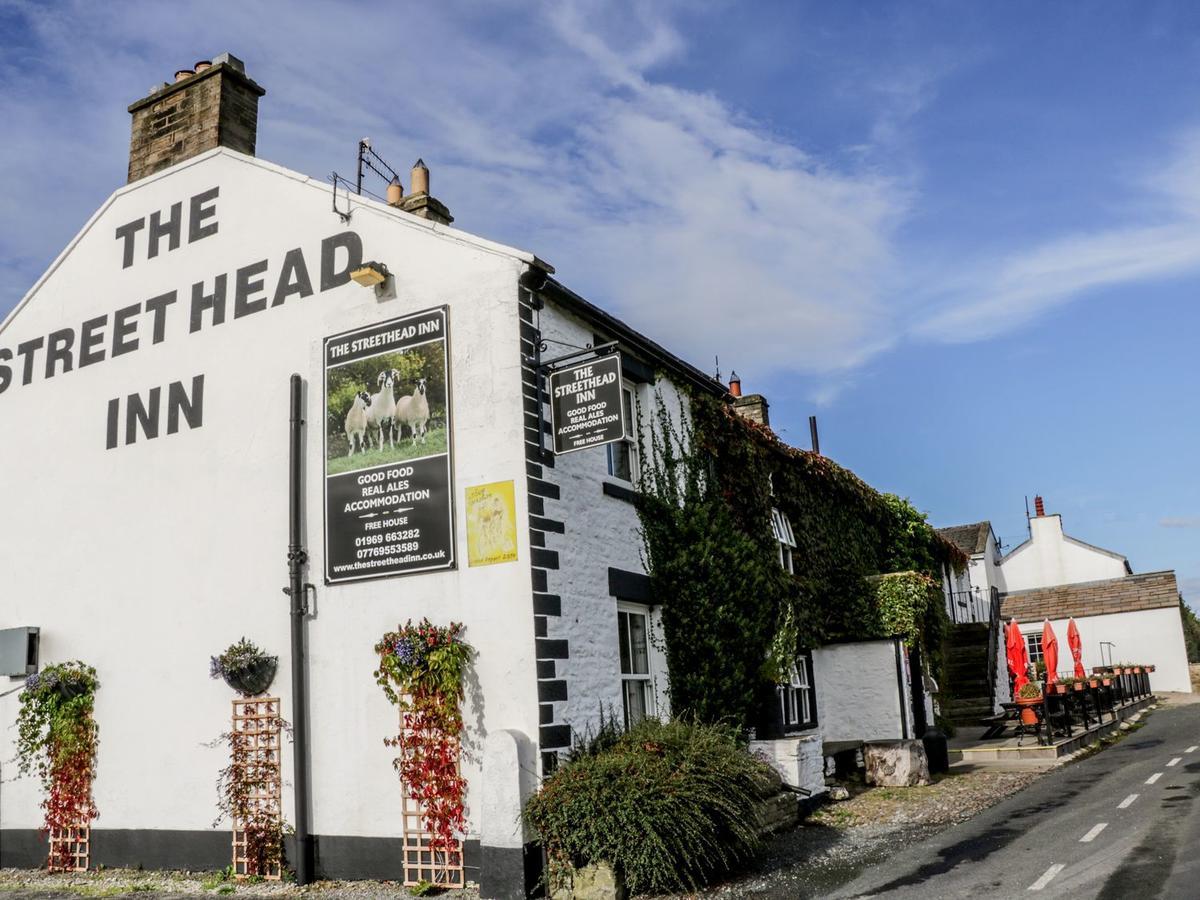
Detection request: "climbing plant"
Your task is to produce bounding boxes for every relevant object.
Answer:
[636,392,964,729]
[15,661,100,869]
[374,619,472,852]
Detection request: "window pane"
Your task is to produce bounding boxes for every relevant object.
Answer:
[608,441,632,481]
[622,389,634,439]
[623,679,647,727]
[628,612,649,675]
[618,612,632,674]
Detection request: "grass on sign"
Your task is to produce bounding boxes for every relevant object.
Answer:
[326,427,449,476]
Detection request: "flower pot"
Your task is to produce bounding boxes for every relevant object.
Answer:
[1053,684,1067,694]
[223,657,278,697]
[1102,678,1112,687]
[1019,705,1039,725]
[1072,682,1084,691]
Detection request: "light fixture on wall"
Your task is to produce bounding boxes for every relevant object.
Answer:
[350,261,389,286]
[350,261,395,302]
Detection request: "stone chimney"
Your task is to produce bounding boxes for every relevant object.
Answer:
[127,53,266,183]
[397,159,454,225]
[728,372,769,427]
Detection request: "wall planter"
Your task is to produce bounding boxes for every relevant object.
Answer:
[210,638,278,698]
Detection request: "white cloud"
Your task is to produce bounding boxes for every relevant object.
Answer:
[913,132,1200,343]
[1160,517,1200,529]
[0,0,916,383]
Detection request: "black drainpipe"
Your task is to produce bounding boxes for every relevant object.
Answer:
[288,374,314,884]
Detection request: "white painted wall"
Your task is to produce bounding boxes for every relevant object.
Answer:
[1000,515,1127,592]
[749,734,825,798]
[967,528,1006,596]
[1019,607,1191,693]
[0,150,542,841]
[533,300,682,740]
[813,640,912,743]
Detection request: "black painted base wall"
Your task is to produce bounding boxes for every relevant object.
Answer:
[0,830,491,888]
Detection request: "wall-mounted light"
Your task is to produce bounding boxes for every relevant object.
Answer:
[350,261,395,302]
[350,261,389,287]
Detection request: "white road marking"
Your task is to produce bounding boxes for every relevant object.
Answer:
[1118,794,1139,809]
[1029,864,1065,891]
[1147,772,1163,784]
[1080,823,1108,843]
[1186,745,1198,753]
[1167,757,1182,767]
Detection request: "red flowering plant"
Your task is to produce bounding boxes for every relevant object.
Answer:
[15,661,100,870]
[374,619,472,852]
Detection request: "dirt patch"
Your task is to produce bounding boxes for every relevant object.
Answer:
[1189,663,1200,693]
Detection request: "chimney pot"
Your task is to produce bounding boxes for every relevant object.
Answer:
[386,176,404,207]
[194,59,212,72]
[729,371,742,397]
[174,69,194,82]
[1034,495,1045,517]
[410,158,429,196]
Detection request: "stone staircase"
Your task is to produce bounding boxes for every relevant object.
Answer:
[941,622,995,727]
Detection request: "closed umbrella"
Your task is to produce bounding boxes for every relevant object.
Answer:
[1006,619,1029,694]
[1067,618,1086,679]
[1042,619,1059,685]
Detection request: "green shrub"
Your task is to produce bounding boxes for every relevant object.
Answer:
[523,719,769,894]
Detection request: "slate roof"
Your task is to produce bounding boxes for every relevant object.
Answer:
[936,521,991,556]
[1000,570,1180,623]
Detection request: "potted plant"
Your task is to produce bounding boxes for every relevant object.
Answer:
[1088,677,1099,689]
[210,638,277,697]
[1015,682,1043,725]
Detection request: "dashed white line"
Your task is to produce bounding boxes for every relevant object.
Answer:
[1168,757,1182,767]
[1029,864,1065,891]
[1118,794,1139,809]
[1080,823,1108,843]
[1186,745,1198,753]
[1147,772,1163,784]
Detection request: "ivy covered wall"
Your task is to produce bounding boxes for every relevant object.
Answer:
[637,394,965,729]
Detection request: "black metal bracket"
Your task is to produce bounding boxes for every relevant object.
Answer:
[329,173,353,223]
[280,582,316,616]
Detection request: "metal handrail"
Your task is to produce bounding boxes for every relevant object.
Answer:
[985,587,1001,708]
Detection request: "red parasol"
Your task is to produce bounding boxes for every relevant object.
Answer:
[1067,618,1085,679]
[1006,619,1029,694]
[1042,619,1059,685]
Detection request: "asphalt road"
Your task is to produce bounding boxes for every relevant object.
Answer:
[833,699,1200,899]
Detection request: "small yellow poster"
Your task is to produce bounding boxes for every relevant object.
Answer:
[465,480,518,567]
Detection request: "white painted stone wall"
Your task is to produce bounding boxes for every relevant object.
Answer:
[1000,515,1127,592]
[749,734,825,798]
[533,300,681,741]
[1020,606,1192,693]
[812,640,912,743]
[0,149,542,841]
[967,528,1006,596]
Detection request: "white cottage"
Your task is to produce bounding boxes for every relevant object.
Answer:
[0,54,739,898]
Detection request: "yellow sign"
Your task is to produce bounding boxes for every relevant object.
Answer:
[465,480,518,567]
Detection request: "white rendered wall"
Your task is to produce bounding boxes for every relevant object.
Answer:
[533,300,682,740]
[749,734,825,797]
[1019,607,1192,693]
[967,530,1006,596]
[813,640,911,743]
[0,150,542,841]
[1001,515,1127,592]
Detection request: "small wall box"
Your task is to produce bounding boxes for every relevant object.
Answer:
[0,627,39,676]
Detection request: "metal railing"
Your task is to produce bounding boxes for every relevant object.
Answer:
[947,588,991,625]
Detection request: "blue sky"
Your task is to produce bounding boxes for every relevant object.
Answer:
[2,1,1199,602]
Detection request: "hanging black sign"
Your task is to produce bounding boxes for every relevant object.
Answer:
[548,353,626,455]
[323,307,455,583]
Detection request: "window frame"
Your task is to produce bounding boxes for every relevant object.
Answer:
[771,507,796,574]
[778,652,818,733]
[617,602,656,729]
[605,382,639,485]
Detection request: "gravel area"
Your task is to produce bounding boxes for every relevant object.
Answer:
[655,768,1041,899]
[0,869,478,899]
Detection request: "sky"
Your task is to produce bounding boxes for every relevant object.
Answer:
[2,1,1199,604]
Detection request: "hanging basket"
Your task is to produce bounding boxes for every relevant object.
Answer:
[55,680,89,701]
[223,657,278,697]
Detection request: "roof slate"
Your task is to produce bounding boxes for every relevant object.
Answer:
[936,521,991,556]
[1000,570,1180,623]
